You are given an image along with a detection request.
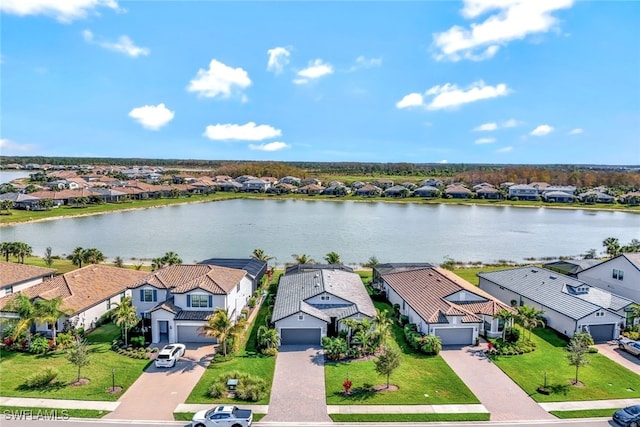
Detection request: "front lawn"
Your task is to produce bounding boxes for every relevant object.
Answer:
[0,342,149,401]
[325,302,478,405]
[550,408,618,419]
[85,323,121,343]
[490,327,640,402]
[329,413,490,422]
[0,406,109,419]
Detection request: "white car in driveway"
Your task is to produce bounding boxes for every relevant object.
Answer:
[154,343,186,368]
[619,338,640,358]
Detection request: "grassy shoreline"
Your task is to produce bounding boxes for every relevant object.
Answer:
[1,192,637,227]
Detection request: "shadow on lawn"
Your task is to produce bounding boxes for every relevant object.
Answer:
[17,380,67,392]
[332,383,376,401]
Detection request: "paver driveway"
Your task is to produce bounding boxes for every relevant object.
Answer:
[104,344,214,421]
[261,345,331,422]
[440,344,554,421]
[597,340,640,375]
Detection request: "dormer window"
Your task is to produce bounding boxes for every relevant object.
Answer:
[320,295,330,301]
[595,310,605,317]
[613,269,624,281]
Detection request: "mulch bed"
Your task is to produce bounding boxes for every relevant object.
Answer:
[106,386,123,394]
[70,378,90,387]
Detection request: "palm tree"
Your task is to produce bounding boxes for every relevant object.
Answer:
[628,304,640,327]
[603,237,621,257]
[363,256,380,268]
[13,242,32,264]
[162,251,182,265]
[516,305,545,341]
[70,247,86,268]
[324,251,342,264]
[83,248,105,265]
[38,198,54,211]
[292,253,315,265]
[151,257,166,271]
[495,308,515,340]
[0,242,16,262]
[373,309,393,344]
[6,293,37,341]
[199,308,236,356]
[256,325,280,350]
[251,248,273,262]
[0,200,13,215]
[111,297,139,346]
[34,297,71,345]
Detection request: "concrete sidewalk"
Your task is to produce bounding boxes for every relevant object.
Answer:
[0,396,119,411]
[175,404,269,413]
[540,398,640,411]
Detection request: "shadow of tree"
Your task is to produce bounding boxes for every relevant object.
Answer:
[17,381,66,392]
[332,383,376,401]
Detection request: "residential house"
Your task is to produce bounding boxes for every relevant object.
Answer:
[445,185,472,199]
[578,190,615,204]
[285,264,354,275]
[577,253,640,304]
[243,179,271,193]
[420,179,444,187]
[508,184,539,201]
[272,183,298,194]
[350,181,366,189]
[199,258,268,293]
[216,181,243,192]
[0,193,41,210]
[475,187,501,199]
[472,182,494,191]
[381,267,513,345]
[530,182,550,191]
[236,175,259,184]
[542,190,575,203]
[543,185,577,195]
[278,176,301,186]
[401,182,417,191]
[0,265,147,334]
[384,185,410,198]
[301,178,322,186]
[619,192,640,206]
[130,264,253,343]
[354,184,382,197]
[373,179,394,190]
[322,184,350,196]
[543,259,602,277]
[272,268,376,345]
[479,266,633,341]
[298,184,325,195]
[372,262,433,285]
[0,262,56,296]
[413,185,440,198]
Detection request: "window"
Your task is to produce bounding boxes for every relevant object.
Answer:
[613,269,624,281]
[106,300,111,310]
[595,311,605,317]
[141,289,156,302]
[190,295,210,308]
[298,314,304,321]
[5,286,13,295]
[320,295,330,301]
[236,283,241,292]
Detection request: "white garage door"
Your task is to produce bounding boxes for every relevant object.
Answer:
[281,328,321,345]
[434,328,474,345]
[177,325,215,343]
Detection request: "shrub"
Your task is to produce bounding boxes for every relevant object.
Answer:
[247,297,257,308]
[56,332,75,349]
[398,315,409,327]
[208,381,226,398]
[260,347,278,356]
[23,367,59,388]
[130,336,145,348]
[241,308,249,319]
[235,376,267,402]
[587,347,599,353]
[322,336,347,361]
[29,336,50,354]
[420,334,442,355]
[504,327,520,343]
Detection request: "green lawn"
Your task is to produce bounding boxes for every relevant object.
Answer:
[450,266,512,285]
[490,327,640,402]
[0,406,109,419]
[550,408,618,419]
[85,323,120,343]
[0,342,149,401]
[329,413,490,422]
[325,302,478,405]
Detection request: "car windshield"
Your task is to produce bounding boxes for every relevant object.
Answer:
[157,354,170,359]
[626,406,640,415]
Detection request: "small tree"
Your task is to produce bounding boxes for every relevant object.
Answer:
[67,340,91,382]
[324,251,342,264]
[566,336,590,385]
[43,247,54,268]
[374,345,401,389]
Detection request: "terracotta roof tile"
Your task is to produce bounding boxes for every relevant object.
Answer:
[0,262,56,288]
[131,264,246,295]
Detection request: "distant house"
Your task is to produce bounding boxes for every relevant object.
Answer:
[0,262,56,296]
[243,179,270,193]
[475,187,501,200]
[0,193,41,210]
[543,259,602,277]
[235,175,259,183]
[508,184,539,201]
[272,268,376,345]
[413,185,439,198]
[420,179,443,188]
[472,182,494,191]
[278,176,301,186]
[542,191,575,203]
[301,178,322,186]
[298,184,325,195]
[130,264,253,343]
[401,182,417,191]
[479,266,633,342]
[384,185,410,198]
[578,191,615,204]
[354,184,382,197]
[619,192,640,206]
[322,184,350,196]
[0,265,147,333]
[350,181,366,189]
[272,183,298,194]
[577,253,640,304]
[216,181,243,192]
[199,258,268,293]
[381,267,513,345]
[373,179,394,190]
[445,185,472,199]
[543,186,576,195]
[530,182,550,191]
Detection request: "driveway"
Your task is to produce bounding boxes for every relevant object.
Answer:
[439,344,554,421]
[261,345,331,422]
[596,341,640,375]
[104,343,214,421]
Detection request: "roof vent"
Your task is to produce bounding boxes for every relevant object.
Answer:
[314,282,320,287]
[549,275,557,279]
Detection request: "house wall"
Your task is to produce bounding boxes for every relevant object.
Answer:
[339,312,373,332]
[3,276,51,295]
[578,258,640,303]
[226,276,253,321]
[132,286,168,316]
[305,293,351,306]
[275,313,327,339]
[151,309,177,343]
[445,290,486,303]
[173,291,226,312]
[576,310,624,338]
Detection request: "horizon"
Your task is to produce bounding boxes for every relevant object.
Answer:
[1,1,639,165]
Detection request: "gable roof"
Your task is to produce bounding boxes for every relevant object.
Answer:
[199,258,267,281]
[131,264,246,295]
[382,268,512,325]
[578,253,640,274]
[0,262,56,288]
[478,266,633,320]
[0,265,147,314]
[543,259,602,276]
[272,269,376,323]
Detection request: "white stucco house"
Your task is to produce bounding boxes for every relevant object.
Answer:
[577,253,640,304]
[130,264,253,344]
[479,266,634,342]
[381,267,513,345]
[0,264,146,334]
[0,261,56,296]
[271,268,376,346]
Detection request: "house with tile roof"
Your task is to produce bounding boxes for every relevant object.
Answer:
[0,261,56,296]
[129,264,253,344]
[577,253,640,304]
[479,266,633,342]
[0,264,147,334]
[272,268,376,345]
[381,267,512,345]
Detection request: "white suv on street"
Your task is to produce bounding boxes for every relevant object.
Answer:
[154,343,186,368]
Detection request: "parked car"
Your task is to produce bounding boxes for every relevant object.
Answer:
[191,405,253,427]
[154,343,186,368]
[618,339,640,357]
[613,405,640,426]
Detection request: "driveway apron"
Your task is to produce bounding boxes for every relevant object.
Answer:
[596,341,640,375]
[104,344,214,421]
[440,345,554,421]
[262,345,332,422]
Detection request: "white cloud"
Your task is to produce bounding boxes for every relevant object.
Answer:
[432,0,574,62]
[187,59,251,99]
[426,81,509,110]
[83,30,149,57]
[475,137,496,144]
[0,0,120,23]
[496,146,513,153]
[474,122,498,131]
[349,55,382,71]
[396,93,424,109]
[266,47,291,75]
[203,122,282,141]
[568,128,584,135]
[502,118,519,128]
[128,103,174,130]
[294,59,333,84]
[530,124,554,136]
[248,141,290,151]
[0,138,37,152]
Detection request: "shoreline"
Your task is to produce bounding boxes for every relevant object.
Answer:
[0,195,637,227]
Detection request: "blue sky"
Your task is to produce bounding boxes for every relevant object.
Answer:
[1,0,639,165]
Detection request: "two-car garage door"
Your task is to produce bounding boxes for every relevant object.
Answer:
[280,328,321,346]
[434,327,474,346]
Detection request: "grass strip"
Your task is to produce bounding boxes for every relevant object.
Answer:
[0,406,108,419]
[329,413,490,422]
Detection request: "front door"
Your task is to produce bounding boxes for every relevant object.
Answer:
[158,320,169,341]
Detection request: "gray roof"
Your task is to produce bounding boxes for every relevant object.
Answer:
[543,259,601,276]
[478,267,633,320]
[284,264,353,275]
[175,310,214,321]
[272,269,376,323]
[374,262,434,277]
[199,258,267,281]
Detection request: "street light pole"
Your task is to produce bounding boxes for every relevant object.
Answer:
[112,368,115,391]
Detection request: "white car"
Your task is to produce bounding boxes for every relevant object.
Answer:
[154,343,186,368]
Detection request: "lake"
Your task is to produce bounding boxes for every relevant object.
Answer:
[0,171,32,184]
[1,199,637,266]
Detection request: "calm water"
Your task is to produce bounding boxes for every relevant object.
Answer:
[1,199,637,266]
[0,171,32,184]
